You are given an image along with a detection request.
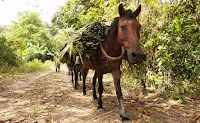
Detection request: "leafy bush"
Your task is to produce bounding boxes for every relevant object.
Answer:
[19,59,54,73]
[5,11,55,62]
[138,0,200,95]
[0,35,18,73]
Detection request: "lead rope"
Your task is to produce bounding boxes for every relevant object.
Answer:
[99,41,125,61]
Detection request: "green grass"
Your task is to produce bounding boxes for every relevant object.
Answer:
[20,59,54,73]
[0,59,54,78]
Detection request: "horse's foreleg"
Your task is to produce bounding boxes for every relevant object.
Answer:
[93,71,97,100]
[82,67,88,95]
[71,70,74,84]
[74,69,78,90]
[112,70,130,122]
[97,73,104,113]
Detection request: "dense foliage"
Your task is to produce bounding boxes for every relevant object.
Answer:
[139,0,199,96]
[4,12,54,62]
[0,35,18,67]
[0,11,55,73]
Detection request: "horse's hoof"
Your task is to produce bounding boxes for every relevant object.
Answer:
[97,107,105,113]
[122,117,131,123]
[83,91,86,96]
[74,87,78,90]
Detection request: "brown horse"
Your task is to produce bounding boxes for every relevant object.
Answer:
[81,4,145,122]
[60,51,82,89]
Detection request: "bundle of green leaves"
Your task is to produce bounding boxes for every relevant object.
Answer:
[60,21,107,58]
[73,21,106,56]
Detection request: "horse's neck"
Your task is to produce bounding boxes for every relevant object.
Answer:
[103,38,122,56]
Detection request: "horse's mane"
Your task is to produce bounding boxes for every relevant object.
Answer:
[107,9,136,40]
[107,17,119,40]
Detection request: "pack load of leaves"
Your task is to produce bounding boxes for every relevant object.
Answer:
[73,21,107,56]
[60,21,107,58]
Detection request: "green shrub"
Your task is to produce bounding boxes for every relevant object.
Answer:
[19,59,44,72]
[0,35,18,73]
[171,94,187,104]
[138,0,200,95]
[19,59,54,73]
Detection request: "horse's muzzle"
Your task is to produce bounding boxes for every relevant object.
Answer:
[128,53,146,64]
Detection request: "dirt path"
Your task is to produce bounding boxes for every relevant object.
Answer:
[0,66,199,123]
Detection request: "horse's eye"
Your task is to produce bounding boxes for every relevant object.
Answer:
[121,25,127,31]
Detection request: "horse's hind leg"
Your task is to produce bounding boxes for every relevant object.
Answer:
[79,72,82,81]
[97,73,104,113]
[82,67,88,95]
[77,72,80,85]
[58,66,60,73]
[112,70,130,122]
[93,71,97,100]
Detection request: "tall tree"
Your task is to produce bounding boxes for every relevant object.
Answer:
[5,11,54,61]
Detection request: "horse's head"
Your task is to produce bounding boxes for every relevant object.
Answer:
[117,4,145,64]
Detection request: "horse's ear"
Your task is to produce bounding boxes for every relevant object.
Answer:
[133,4,141,17]
[119,3,125,17]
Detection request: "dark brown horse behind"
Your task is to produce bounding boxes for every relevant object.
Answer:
[80,4,145,122]
[60,52,82,89]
